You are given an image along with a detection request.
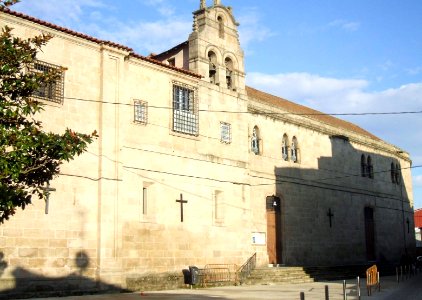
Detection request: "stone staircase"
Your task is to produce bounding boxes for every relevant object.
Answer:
[243,264,375,285]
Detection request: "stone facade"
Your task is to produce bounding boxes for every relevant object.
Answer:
[0,1,416,296]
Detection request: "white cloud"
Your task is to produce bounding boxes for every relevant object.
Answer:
[237,7,274,51]
[327,19,360,32]
[142,0,175,17]
[413,175,422,188]
[13,0,108,27]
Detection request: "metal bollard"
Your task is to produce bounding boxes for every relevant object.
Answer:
[325,285,329,300]
[357,276,361,300]
[396,267,399,283]
[343,280,347,300]
[300,291,305,300]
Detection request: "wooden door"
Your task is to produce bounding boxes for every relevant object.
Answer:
[364,207,376,261]
[266,196,282,264]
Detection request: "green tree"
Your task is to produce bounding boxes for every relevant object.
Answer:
[0,0,97,222]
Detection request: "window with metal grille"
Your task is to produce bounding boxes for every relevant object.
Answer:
[134,100,148,124]
[220,122,231,143]
[172,82,198,135]
[32,60,64,104]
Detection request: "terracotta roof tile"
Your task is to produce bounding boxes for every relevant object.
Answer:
[246,86,380,141]
[2,8,202,79]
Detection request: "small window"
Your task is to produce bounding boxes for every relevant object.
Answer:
[291,136,299,163]
[367,156,374,179]
[134,100,148,124]
[168,58,175,66]
[220,122,231,143]
[395,163,401,185]
[142,187,148,215]
[172,82,198,135]
[32,60,64,104]
[217,16,224,38]
[251,126,260,155]
[361,155,367,177]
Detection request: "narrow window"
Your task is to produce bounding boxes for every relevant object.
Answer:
[172,82,198,135]
[217,16,224,38]
[391,163,396,184]
[32,60,65,104]
[251,126,260,155]
[220,122,231,143]
[367,156,374,179]
[291,136,299,163]
[361,155,367,177]
[134,100,148,124]
[395,163,401,185]
[282,134,289,161]
[214,190,224,222]
[142,187,148,215]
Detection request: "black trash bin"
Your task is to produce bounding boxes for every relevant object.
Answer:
[182,269,191,284]
[189,266,200,285]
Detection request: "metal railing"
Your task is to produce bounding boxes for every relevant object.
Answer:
[237,253,257,285]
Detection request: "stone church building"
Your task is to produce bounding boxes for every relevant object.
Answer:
[0,0,416,295]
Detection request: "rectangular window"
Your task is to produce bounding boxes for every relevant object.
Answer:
[134,100,148,124]
[172,82,198,135]
[214,190,224,223]
[32,60,64,104]
[142,187,147,215]
[220,122,231,143]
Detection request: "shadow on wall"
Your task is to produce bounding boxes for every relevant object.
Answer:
[0,251,127,299]
[271,135,414,267]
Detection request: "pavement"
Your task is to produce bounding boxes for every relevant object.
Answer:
[30,273,422,300]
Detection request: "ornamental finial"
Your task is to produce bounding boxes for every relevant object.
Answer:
[200,0,206,9]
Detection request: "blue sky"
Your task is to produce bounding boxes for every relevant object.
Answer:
[10,0,422,209]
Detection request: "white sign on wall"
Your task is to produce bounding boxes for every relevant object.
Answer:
[251,232,266,245]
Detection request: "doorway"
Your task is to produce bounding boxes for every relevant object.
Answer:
[364,207,376,261]
[266,196,282,265]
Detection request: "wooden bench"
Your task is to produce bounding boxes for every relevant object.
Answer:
[366,264,380,296]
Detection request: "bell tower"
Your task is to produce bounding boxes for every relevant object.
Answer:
[189,0,245,92]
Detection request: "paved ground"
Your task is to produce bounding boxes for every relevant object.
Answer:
[31,273,422,300]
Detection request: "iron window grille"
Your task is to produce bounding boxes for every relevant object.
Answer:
[172,82,198,136]
[134,100,148,124]
[220,122,231,143]
[31,60,64,104]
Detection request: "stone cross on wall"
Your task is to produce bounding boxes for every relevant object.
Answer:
[41,183,56,214]
[176,194,188,222]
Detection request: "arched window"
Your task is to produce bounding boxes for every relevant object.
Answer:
[224,57,234,89]
[291,136,298,163]
[391,163,396,183]
[282,134,289,161]
[367,156,374,179]
[361,155,367,177]
[217,16,224,38]
[251,126,260,155]
[208,51,217,84]
[395,163,401,184]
